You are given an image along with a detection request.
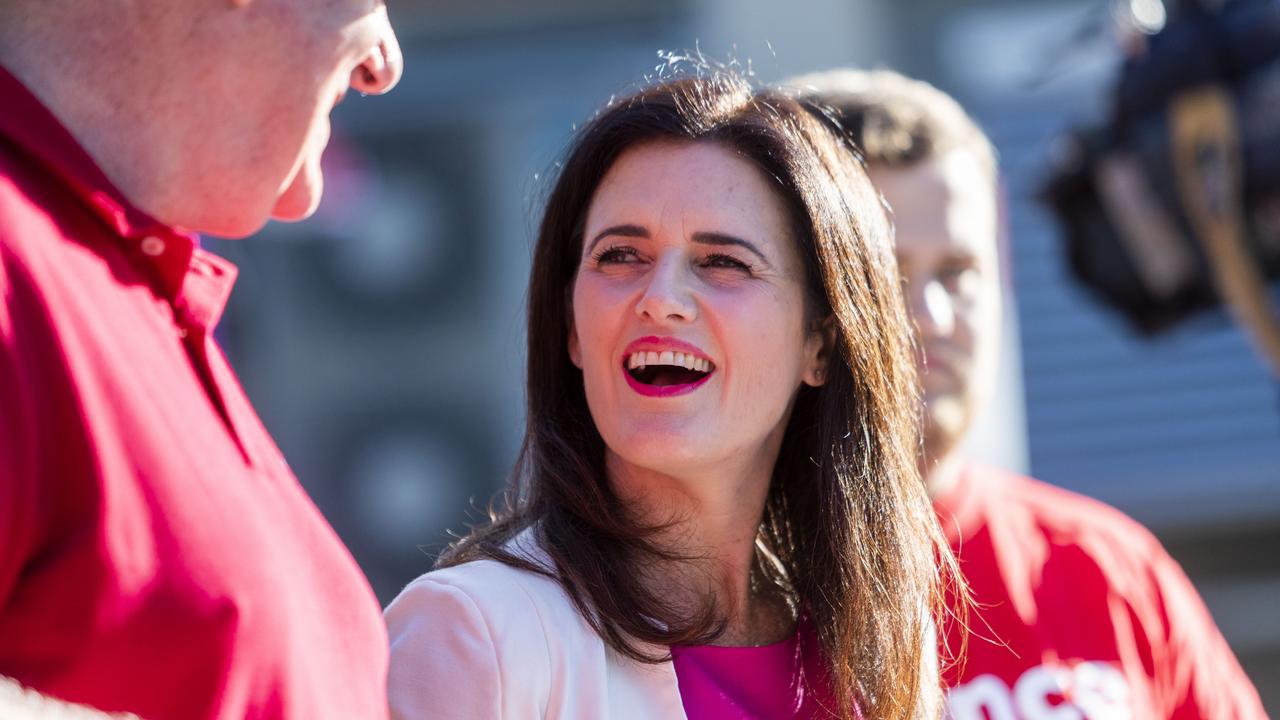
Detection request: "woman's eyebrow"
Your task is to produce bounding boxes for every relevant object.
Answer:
[691,232,770,265]
[585,224,648,255]
[584,226,773,268]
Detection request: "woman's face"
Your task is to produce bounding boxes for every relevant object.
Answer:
[569,141,829,479]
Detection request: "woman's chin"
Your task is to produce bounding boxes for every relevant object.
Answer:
[607,431,723,477]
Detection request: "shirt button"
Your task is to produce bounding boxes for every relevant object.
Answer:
[177,327,189,339]
[141,236,166,256]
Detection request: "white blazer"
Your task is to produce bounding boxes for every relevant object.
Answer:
[384,532,690,720]
[385,533,939,720]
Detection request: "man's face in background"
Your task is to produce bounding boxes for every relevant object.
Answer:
[871,149,1003,465]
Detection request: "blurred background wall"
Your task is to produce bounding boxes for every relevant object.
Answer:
[207,0,1279,710]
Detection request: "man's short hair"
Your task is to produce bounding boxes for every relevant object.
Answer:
[787,69,997,182]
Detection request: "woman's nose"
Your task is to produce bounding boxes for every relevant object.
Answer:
[635,258,696,324]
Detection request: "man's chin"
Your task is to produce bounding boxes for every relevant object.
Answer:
[924,396,969,458]
[271,168,324,222]
[270,192,322,223]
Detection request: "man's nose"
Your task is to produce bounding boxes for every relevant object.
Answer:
[909,278,955,338]
[636,257,696,324]
[351,9,403,95]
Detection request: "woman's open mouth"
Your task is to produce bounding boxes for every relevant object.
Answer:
[622,350,715,397]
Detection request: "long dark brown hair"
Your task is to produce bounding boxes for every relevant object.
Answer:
[440,63,957,719]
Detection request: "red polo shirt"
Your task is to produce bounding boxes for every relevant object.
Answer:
[0,67,389,720]
[936,465,1265,719]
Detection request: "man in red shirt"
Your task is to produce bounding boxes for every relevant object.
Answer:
[0,2,403,719]
[792,70,1267,718]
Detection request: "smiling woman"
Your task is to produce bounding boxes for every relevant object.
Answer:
[385,63,960,720]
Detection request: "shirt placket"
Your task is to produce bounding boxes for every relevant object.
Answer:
[135,231,254,465]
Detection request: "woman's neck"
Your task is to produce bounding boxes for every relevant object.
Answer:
[606,451,796,646]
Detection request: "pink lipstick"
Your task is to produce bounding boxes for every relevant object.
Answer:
[621,336,716,398]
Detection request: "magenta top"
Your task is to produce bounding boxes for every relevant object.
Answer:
[670,620,847,719]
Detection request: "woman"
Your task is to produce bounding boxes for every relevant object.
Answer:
[386,66,958,720]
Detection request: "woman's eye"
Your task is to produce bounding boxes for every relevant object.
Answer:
[593,246,641,265]
[701,253,752,272]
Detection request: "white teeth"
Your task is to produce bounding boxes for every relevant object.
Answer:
[627,350,714,371]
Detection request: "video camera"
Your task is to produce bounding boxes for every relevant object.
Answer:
[1041,0,1280,372]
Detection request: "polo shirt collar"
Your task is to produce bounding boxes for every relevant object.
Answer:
[0,64,235,332]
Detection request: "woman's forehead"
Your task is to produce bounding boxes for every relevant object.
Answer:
[584,142,794,253]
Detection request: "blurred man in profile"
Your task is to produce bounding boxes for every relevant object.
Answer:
[0,1,403,718]
[790,69,1266,719]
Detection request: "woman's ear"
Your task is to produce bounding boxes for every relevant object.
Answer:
[802,314,837,387]
[570,326,586,368]
[566,284,584,369]
[567,320,583,369]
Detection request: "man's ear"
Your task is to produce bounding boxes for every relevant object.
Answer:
[802,314,837,387]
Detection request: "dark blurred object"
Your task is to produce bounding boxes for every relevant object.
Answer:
[1041,0,1280,371]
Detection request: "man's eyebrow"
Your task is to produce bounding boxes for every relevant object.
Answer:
[691,232,770,264]
[585,224,649,254]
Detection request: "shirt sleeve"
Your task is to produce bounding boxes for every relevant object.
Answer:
[1149,544,1268,720]
[385,577,504,720]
